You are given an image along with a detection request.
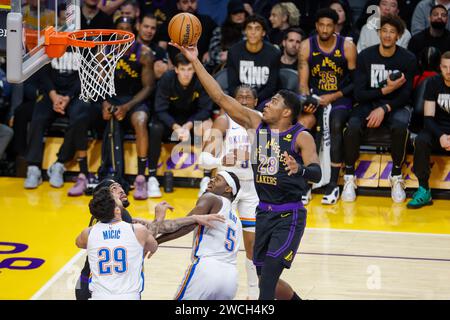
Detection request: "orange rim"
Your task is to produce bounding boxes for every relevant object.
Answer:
[67,29,135,48]
[44,27,135,58]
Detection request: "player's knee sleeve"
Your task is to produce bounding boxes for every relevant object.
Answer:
[259,257,285,300]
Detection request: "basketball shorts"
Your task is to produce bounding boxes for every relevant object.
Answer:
[90,292,141,300]
[253,201,307,273]
[232,179,258,232]
[175,257,238,300]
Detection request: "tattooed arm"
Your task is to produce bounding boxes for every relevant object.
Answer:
[156,193,224,244]
[298,39,311,96]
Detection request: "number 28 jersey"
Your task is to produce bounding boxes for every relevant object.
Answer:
[87,221,144,299]
[253,123,306,204]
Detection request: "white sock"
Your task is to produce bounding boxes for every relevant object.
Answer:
[245,257,259,299]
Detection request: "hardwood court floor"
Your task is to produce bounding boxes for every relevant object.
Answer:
[1,177,449,300]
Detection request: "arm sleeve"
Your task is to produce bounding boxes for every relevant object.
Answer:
[298,163,321,183]
[226,46,240,97]
[257,48,281,101]
[188,86,213,122]
[154,77,176,128]
[386,54,417,110]
[354,51,383,103]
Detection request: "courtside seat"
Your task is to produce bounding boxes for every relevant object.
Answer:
[278,68,299,92]
[409,76,432,135]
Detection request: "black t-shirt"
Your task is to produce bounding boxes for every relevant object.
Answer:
[227,40,281,102]
[80,10,114,30]
[407,29,450,60]
[280,59,298,70]
[154,70,213,128]
[425,75,450,130]
[354,45,417,110]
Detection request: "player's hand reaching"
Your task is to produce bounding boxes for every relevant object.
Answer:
[283,151,299,176]
[168,42,199,62]
[155,201,174,222]
[192,214,226,228]
[222,149,250,167]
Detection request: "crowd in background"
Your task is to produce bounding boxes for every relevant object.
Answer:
[0,0,449,208]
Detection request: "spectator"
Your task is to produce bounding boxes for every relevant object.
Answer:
[411,0,450,35]
[139,0,178,49]
[280,27,303,70]
[120,0,140,18]
[329,0,360,43]
[293,0,340,35]
[23,51,93,196]
[357,0,411,53]
[81,0,114,29]
[298,8,357,205]
[167,0,218,65]
[148,54,213,198]
[268,2,300,47]
[119,0,140,27]
[408,52,450,208]
[342,14,417,204]
[227,15,281,103]
[102,17,155,200]
[0,124,13,159]
[135,14,169,80]
[408,4,450,59]
[208,0,248,72]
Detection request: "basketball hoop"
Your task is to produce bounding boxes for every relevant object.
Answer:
[44,27,135,102]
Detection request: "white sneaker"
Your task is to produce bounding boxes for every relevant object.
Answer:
[322,186,340,205]
[47,162,65,188]
[341,175,357,202]
[147,176,162,198]
[389,174,406,203]
[24,165,42,189]
[301,187,312,205]
[198,176,210,197]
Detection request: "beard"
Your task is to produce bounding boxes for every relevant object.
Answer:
[431,21,446,30]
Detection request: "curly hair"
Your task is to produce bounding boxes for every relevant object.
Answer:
[89,187,116,223]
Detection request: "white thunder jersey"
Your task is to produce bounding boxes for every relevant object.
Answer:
[218,114,254,180]
[87,221,144,300]
[191,196,242,264]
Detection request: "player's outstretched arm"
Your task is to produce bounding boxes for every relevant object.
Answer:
[155,193,224,244]
[75,227,91,249]
[169,42,262,129]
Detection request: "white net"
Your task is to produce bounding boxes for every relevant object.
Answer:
[69,31,134,102]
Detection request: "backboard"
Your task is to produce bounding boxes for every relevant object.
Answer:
[6,0,80,83]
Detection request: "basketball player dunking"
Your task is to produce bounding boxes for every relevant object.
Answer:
[171,42,322,300]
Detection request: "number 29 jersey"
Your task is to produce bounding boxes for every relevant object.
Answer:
[87,221,144,299]
[253,123,306,204]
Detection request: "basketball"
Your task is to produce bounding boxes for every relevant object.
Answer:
[168,13,202,47]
